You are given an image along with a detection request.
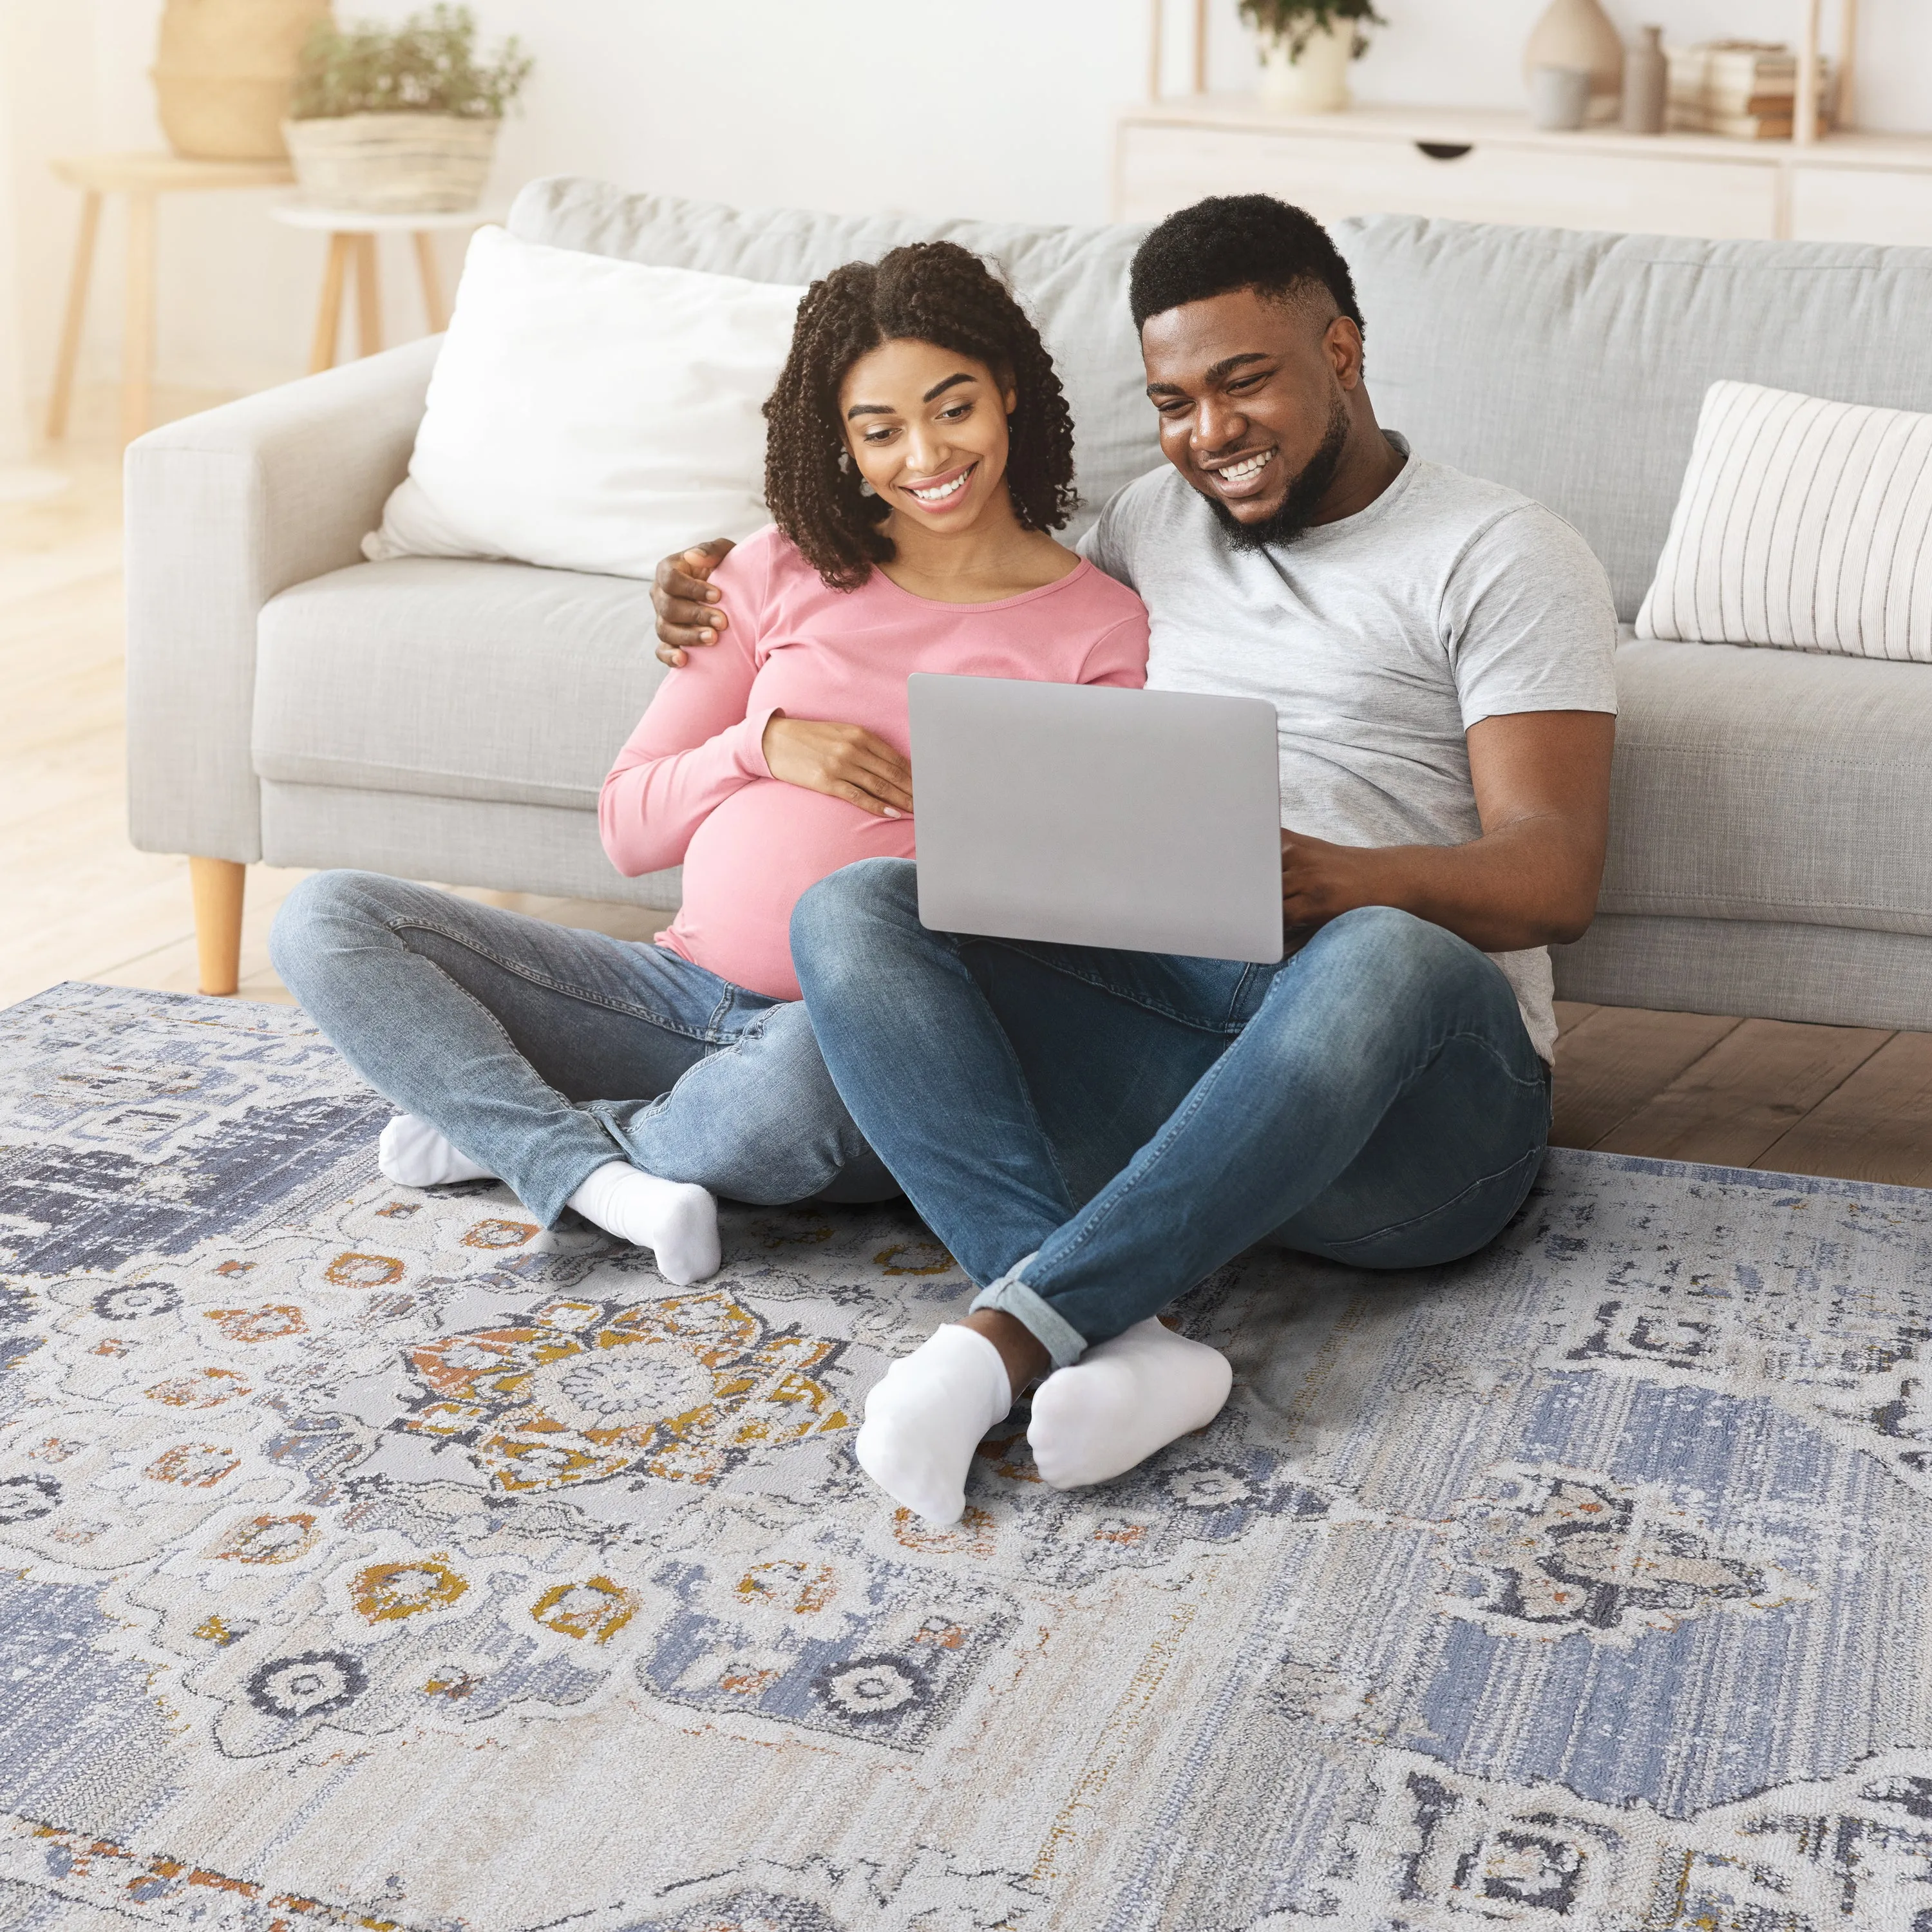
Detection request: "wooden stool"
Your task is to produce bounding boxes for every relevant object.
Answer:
[270,205,500,373]
[46,152,294,446]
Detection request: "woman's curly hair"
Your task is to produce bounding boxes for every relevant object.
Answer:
[762,240,1078,591]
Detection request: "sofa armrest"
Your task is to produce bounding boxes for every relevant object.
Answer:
[125,336,439,862]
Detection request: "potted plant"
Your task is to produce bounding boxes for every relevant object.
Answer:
[285,4,531,213]
[1240,0,1386,113]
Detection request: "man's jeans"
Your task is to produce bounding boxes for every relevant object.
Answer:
[790,858,1551,1367]
[270,871,895,1226]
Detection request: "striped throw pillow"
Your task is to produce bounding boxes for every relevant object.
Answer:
[1636,380,1932,662]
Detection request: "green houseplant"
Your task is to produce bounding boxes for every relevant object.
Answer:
[1238,0,1387,112]
[284,5,533,213]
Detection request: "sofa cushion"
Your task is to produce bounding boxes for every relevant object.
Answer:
[1555,914,1932,1033]
[259,782,679,909]
[1332,217,1932,621]
[254,556,662,810]
[508,176,1160,541]
[1604,634,1932,935]
[366,231,806,580]
[1634,379,1932,661]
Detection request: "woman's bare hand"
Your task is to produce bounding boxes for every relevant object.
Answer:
[762,714,913,818]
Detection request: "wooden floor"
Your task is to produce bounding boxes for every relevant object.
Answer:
[4,390,1929,1191]
[1552,1001,1932,1186]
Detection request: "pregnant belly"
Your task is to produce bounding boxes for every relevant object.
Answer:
[665,781,917,1001]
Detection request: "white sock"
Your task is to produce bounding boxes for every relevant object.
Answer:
[855,1325,1012,1527]
[1027,1317,1233,1491]
[566,1159,719,1286]
[378,1113,495,1187]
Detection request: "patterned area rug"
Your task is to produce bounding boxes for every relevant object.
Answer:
[4,981,1932,1930]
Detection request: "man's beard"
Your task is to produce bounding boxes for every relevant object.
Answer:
[1204,390,1351,552]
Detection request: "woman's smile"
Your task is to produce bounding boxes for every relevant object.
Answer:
[900,460,978,511]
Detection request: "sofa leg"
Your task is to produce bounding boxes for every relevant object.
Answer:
[189,857,245,996]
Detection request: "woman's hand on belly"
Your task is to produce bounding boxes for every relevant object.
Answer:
[762,712,914,818]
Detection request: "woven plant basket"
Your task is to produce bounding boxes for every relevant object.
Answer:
[155,74,299,158]
[153,0,331,159]
[283,112,498,213]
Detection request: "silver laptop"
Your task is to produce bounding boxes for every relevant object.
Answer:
[907,674,1284,963]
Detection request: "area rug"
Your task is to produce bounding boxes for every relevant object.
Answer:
[4,981,1932,1930]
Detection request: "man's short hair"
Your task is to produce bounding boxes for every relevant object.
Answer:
[1128,193,1365,336]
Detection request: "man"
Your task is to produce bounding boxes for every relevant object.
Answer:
[650,195,1618,1526]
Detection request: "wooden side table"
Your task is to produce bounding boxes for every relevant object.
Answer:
[270,205,500,374]
[46,153,294,446]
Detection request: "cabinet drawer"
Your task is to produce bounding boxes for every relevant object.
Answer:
[1791,165,1932,245]
[1118,124,1779,240]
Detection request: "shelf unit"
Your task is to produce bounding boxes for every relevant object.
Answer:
[1114,96,1932,245]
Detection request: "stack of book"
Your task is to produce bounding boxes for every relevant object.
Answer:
[1665,41,1829,140]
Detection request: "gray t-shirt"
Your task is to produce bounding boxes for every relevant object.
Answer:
[1081,440,1619,1061]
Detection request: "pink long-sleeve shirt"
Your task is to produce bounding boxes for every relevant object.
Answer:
[600,524,1151,1001]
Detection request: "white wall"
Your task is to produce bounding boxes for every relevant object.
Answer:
[3,0,1926,406]
[0,20,32,461]
[1,0,100,455]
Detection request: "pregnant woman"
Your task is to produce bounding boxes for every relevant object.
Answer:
[270,240,1148,1293]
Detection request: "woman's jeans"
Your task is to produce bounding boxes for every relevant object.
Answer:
[269,870,896,1226]
[791,858,1553,1366]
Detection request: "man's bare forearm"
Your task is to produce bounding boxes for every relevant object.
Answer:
[1283,710,1614,952]
[1283,811,1605,954]
[1377,812,1603,950]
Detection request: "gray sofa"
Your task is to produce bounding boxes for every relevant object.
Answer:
[126,178,1932,1030]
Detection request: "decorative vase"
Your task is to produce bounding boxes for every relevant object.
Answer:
[283,113,500,213]
[153,0,332,161]
[1522,0,1624,126]
[1529,66,1592,131]
[1620,24,1667,135]
[1257,20,1352,114]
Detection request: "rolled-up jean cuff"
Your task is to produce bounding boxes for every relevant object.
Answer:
[519,1103,633,1228]
[969,1257,1088,1369]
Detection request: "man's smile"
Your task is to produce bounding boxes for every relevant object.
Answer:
[1200,444,1278,498]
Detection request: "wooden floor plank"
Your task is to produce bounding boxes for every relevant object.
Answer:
[1550,1007,1743,1151]
[1594,1018,1893,1168]
[1753,1032,1932,1187]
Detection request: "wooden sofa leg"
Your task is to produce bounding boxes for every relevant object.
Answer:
[189,857,245,996]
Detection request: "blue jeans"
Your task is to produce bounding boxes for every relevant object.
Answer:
[269,871,896,1226]
[790,858,1551,1366]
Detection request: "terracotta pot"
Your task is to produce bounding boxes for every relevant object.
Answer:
[153,0,332,160]
[1522,0,1625,126]
[1257,20,1353,113]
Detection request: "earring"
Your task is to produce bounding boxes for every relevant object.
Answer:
[839,448,876,496]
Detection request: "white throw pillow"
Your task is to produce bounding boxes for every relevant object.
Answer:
[1636,379,1932,663]
[364,227,805,580]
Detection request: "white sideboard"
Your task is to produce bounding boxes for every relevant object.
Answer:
[1115,98,1932,247]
